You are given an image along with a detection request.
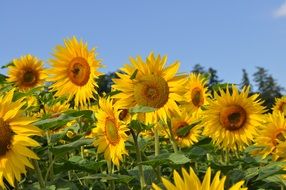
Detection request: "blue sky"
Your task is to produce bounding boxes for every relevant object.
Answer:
[1,1,286,86]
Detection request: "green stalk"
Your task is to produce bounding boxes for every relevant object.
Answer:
[130,128,146,190]
[167,122,178,153]
[32,160,45,189]
[46,132,54,180]
[107,160,115,190]
[154,127,160,156]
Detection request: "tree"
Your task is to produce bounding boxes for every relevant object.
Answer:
[97,72,117,95]
[207,67,222,87]
[253,67,284,111]
[191,64,206,74]
[240,69,252,90]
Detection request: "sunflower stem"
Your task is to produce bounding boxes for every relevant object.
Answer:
[154,127,161,179]
[46,131,54,180]
[130,128,146,190]
[107,160,115,190]
[167,121,178,153]
[32,160,45,189]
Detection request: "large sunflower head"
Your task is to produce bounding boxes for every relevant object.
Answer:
[7,54,46,91]
[0,89,42,189]
[253,112,286,161]
[152,166,247,190]
[171,109,202,148]
[182,73,209,112]
[48,36,102,107]
[112,52,186,123]
[203,85,265,151]
[273,96,286,117]
[91,97,129,166]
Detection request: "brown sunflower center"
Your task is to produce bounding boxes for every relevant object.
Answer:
[134,75,169,108]
[175,121,190,138]
[0,118,13,156]
[272,130,286,145]
[219,105,247,131]
[21,69,39,87]
[279,103,286,115]
[191,87,204,107]
[68,57,90,86]
[105,118,119,145]
[119,109,128,121]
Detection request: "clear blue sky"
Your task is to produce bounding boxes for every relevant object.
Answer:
[1,1,286,86]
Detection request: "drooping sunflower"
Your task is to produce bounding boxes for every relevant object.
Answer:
[152,167,247,190]
[7,54,46,91]
[48,37,102,107]
[112,53,186,123]
[91,97,129,166]
[0,89,42,188]
[171,109,202,148]
[203,85,265,151]
[273,96,286,117]
[182,73,209,112]
[253,112,286,161]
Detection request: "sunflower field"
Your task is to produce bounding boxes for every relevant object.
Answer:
[1,37,286,190]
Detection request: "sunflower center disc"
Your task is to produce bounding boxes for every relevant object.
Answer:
[22,69,38,87]
[191,87,204,107]
[175,121,190,138]
[68,57,90,86]
[279,103,286,115]
[134,75,169,108]
[0,118,13,156]
[105,119,119,145]
[220,105,247,131]
[119,109,128,121]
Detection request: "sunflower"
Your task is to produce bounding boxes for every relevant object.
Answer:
[48,37,102,107]
[152,167,247,190]
[112,53,186,123]
[7,54,46,91]
[203,85,265,151]
[273,96,286,117]
[171,109,202,148]
[91,97,129,166]
[0,89,42,188]
[182,73,209,112]
[253,112,286,161]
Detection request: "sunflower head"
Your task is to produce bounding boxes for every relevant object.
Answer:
[152,166,247,190]
[171,110,202,148]
[273,96,286,117]
[203,85,265,152]
[91,97,129,166]
[183,73,209,112]
[48,36,102,107]
[0,89,42,188]
[7,54,46,91]
[254,112,286,161]
[112,52,186,122]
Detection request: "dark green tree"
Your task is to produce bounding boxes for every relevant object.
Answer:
[253,67,283,111]
[191,64,206,74]
[239,69,252,90]
[97,72,117,95]
[207,67,223,87]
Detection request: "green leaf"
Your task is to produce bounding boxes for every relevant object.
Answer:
[140,152,190,167]
[34,110,92,130]
[256,162,286,181]
[80,174,134,184]
[129,105,156,113]
[130,69,138,79]
[129,120,153,133]
[54,156,106,173]
[175,120,201,137]
[51,138,93,156]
